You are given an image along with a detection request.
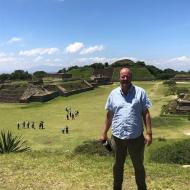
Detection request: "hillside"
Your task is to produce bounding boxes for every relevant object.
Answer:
[67,67,93,80]
[112,66,155,81]
[66,59,155,81]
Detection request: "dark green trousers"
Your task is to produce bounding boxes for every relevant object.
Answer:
[112,134,147,190]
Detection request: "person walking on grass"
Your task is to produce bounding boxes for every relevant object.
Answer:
[101,67,152,190]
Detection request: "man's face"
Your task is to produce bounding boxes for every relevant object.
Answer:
[120,69,132,88]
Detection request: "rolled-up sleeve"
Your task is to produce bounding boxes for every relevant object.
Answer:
[141,90,152,111]
[105,94,113,111]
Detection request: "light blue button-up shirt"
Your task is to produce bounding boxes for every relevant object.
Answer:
[105,85,152,139]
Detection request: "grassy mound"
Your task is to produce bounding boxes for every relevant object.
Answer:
[74,140,113,156]
[112,67,155,81]
[67,67,93,80]
[148,139,190,164]
[62,80,89,91]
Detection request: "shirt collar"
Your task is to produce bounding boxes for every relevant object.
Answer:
[120,84,133,96]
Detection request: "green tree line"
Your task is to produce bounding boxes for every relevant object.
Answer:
[1,59,190,81]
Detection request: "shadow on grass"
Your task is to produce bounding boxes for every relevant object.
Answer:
[25,140,114,158]
[152,116,187,128]
[20,103,46,109]
[74,139,114,157]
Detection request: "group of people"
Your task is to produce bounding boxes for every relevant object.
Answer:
[65,106,79,120]
[62,107,80,135]
[17,120,45,130]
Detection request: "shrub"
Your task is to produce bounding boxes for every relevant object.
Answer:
[148,139,190,164]
[163,80,176,85]
[160,100,177,115]
[74,140,113,156]
[156,137,166,142]
[0,130,30,153]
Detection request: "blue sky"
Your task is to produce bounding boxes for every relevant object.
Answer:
[0,0,190,73]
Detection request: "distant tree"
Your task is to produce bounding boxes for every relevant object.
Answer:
[33,71,47,79]
[163,80,176,85]
[58,68,67,73]
[67,65,79,71]
[136,61,146,67]
[161,68,177,79]
[90,63,104,69]
[178,71,186,74]
[11,70,32,80]
[146,65,163,78]
[104,62,109,67]
[0,73,11,81]
[111,59,135,67]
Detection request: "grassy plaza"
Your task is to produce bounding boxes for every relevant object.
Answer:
[0,81,190,190]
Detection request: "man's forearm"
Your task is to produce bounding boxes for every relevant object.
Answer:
[102,111,113,139]
[143,109,152,135]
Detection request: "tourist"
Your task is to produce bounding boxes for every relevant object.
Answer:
[31,121,35,129]
[22,121,26,128]
[39,121,44,129]
[65,125,69,134]
[17,122,20,130]
[101,67,152,190]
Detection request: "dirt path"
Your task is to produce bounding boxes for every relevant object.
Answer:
[149,81,162,97]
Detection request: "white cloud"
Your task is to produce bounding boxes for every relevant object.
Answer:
[0,55,15,63]
[77,56,137,65]
[8,37,22,44]
[65,42,104,55]
[80,45,104,55]
[167,56,190,63]
[19,48,59,56]
[145,56,190,71]
[0,50,62,73]
[65,42,84,54]
[0,53,30,73]
[0,52,7,57]
[34,56,43,62]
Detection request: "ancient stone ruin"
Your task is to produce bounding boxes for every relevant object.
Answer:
[176,93,190,114]
[0,84,26,103]
[90,68,113,85]
[0,79,93,103]
[163,92,190,115]
[173,74,190,81]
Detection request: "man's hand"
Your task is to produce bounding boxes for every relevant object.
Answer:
[100,133,108,142]
[100,110,112,142]
[145,133,152,146]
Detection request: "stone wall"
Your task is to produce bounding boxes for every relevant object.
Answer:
[0,80,94,103]
[0,85,26,103]
[62,86,94,97]
[28,91,59,102]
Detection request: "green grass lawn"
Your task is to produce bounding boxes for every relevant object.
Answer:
[0,81,190,190]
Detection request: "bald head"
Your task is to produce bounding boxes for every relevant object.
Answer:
[120,67,132,92]
[120,68,132,77]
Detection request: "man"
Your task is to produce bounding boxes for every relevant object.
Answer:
[101,68,152,190]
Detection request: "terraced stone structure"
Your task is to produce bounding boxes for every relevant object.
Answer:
[0,84,26,103]
[173,74,190,81]
[176,93,190,113]
[91,68,113,85]
[0,79,94,103]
